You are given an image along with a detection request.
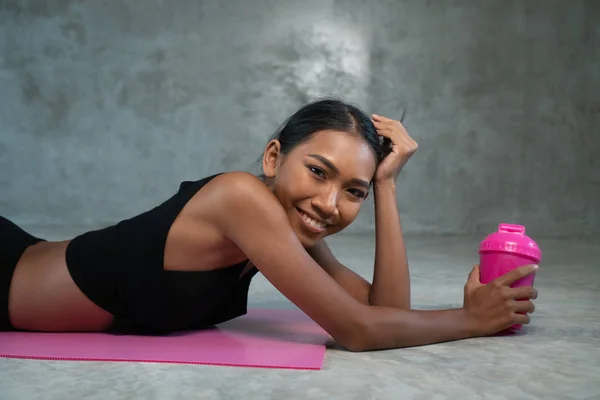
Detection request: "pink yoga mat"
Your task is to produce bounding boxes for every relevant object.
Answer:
[0,308,329,370]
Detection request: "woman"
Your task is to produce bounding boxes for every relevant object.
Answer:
[1,99,538,351]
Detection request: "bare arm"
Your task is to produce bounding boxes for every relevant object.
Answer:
[206,173,369,349]
[370,180,410,309]
[306,241,371,305]
[305,179,409,309]
[205,173,538,351]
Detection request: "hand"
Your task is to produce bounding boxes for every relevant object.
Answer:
[371,113,418,184]
[463,264,538,336]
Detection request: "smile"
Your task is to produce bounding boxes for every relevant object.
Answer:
[296,208,328,233]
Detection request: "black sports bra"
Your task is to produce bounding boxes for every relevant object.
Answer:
[65,173,259,334]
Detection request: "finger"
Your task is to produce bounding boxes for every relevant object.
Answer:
[373,120,413,144]
[373,119,404,131]
[509,300,536,314]
[467,264,482,287]
[507,286,538,300]
[374,129,393,142]
[494,264,538,286]
[372,113,394,122]
[373,124,418,153]
[373,115,407,131]
[373,126,397,141]
[372,121,399,132]
[372,122,410,142]
[512,313,531,325]
[373,113,407,125]
[372,121,393,131]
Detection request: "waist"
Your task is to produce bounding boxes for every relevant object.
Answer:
[64,234,253,333]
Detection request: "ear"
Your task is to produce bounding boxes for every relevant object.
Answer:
[262,139,281,179]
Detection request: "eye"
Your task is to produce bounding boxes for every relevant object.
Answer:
[348,188,367,198]
[308,166,326,178]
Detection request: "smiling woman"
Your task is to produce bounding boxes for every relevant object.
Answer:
[2,98,539,351]
[266,131,375,244]
[257,100,384,247]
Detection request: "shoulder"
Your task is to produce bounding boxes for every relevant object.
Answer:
[197,172,300,251]
[197,171,286,224]
[206,172,275,205]
[211,171,268,192]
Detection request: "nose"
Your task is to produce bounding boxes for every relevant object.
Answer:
[311,188,339,220]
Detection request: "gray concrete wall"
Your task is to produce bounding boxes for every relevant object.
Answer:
[1,0,598,238]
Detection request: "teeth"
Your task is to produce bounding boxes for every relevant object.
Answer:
[300,211,327,229]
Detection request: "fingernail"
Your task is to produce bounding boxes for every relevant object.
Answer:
[533,264,539,270]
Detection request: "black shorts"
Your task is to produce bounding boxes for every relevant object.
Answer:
[0,216,45,331]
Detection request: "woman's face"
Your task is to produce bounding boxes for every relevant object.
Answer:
[262,130,377,248]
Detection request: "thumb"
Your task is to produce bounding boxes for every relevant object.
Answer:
[467,264,482,286]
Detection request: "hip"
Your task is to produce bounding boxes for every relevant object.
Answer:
[8,240,114,332]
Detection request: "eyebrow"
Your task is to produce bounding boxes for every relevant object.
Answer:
[307,154,371,189]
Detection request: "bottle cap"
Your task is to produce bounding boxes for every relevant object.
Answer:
[479,223,542,262]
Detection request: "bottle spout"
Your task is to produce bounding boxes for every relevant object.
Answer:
[498,223,526,235]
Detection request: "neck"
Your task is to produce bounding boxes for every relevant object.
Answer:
[260,175,275,191]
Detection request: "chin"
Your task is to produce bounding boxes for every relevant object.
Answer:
[286,219,319,248]
[288,208,326,245]
[293,227,321,248]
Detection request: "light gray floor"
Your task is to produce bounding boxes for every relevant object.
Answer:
[1,228,599,400]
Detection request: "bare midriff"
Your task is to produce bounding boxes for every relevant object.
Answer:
[8,240,115,332]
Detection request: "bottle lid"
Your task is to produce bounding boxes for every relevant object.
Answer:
[479,223,542,262]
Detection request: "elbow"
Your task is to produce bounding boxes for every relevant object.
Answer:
[343,340,371,353]
[337,313,378,352]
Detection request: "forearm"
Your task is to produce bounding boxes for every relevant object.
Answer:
[348,306,476,351]
[369,180,411,309]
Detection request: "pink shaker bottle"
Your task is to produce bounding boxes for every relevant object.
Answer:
[479,223,542,331]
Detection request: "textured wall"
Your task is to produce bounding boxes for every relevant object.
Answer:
[1,0,598,238]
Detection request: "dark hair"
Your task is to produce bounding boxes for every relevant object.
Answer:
[257,98,391,180]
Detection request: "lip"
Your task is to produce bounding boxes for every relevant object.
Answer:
[296,208,328,233]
